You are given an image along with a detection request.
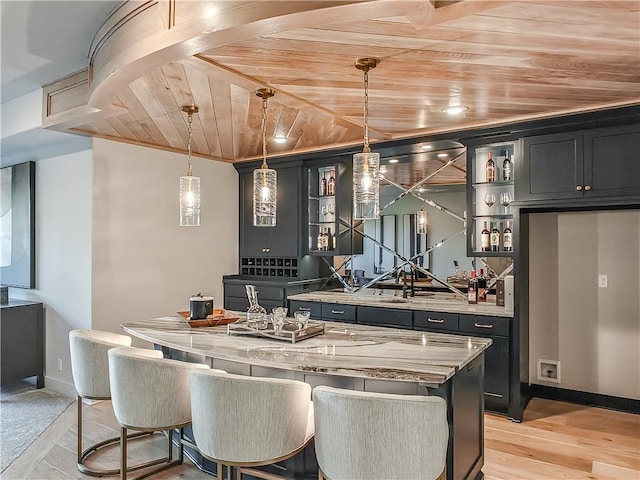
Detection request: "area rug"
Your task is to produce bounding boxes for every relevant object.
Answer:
[0,379,74,472]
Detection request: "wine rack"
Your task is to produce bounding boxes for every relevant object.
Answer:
[469,141,516,256]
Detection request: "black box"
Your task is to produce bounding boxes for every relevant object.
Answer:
[495,279,505,307]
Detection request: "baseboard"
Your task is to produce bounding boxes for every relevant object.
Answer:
[530,383,639,414]
[44,375,77,399]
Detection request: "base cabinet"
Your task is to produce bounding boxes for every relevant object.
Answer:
[289,298,513,414]
[1,300,45,387]
[224,277,321,313]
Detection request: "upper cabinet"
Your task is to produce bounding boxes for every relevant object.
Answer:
[305,159,363,256]
[239,165,301,259]
[468,141,516,257]
[516,124,640,204]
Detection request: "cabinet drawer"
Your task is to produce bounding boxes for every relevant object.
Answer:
[414,311,459,333]
[459,315,510,337]
[358,306,412,329]
[321,303,356,323]
[288,300,322,319]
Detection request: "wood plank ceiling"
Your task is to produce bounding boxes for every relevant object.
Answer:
[64,0,640,186]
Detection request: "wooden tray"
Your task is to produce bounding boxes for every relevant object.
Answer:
[177,309,240,328]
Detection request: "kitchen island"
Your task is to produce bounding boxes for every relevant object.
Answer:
[122,316,492,480]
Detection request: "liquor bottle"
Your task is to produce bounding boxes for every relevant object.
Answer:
[322,228,329,251]
[481,221,490,252]
[320,172,327,196]
[327,169,336,196]
[326,228,333,250]
[486,152,495,182]
[478,268,487,302]
[331,230,337,250]
[490,221,501,252]
[468,270,478,304]
[316,228,324,251]
[503,220,513,251]
[502,151,512,181]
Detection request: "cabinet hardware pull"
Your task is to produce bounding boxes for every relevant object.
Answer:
[298,307,311,311]
[485,392,503,398]
[576,185,583,191]
[584,185,592,191]
[474,323,493,329]
[331,310,345,314]
[427,318,445,323]
[265,248,270,253]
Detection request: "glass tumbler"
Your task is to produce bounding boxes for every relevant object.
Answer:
[294,310,311,330]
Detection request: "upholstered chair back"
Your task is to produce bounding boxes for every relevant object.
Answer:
[69,329,132,399]
[312,386,448,480]
[190,369,314,464]
[108,345,209,430]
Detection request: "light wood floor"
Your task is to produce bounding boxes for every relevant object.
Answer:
[2,397,639,479]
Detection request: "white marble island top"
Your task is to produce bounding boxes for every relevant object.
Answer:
[289,290,513,317]
[122,316,492,386]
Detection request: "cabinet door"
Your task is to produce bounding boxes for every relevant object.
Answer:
[518,132,584,201]
[240,167,301,257]
[288,300,322,319]
[584,124,640,198]
[482,335,510,410]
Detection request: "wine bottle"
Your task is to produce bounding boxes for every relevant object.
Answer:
[486,152,495,182]
[468,270,478,304]
[326,228,333,250]
[478,268,487,302]
[332,230,337,250]
[320,172,327,196]
[502,151,512,181]
[490,221,501,252]
[322,228,329,251]
[503,220,513,251]
[481,221,490,252]
[327,169,336,196]
[316,228,323,251]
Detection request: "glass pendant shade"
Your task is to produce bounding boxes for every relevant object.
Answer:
[179,174,200,226]
[253,167,277,226]
[353,150,380,220]
[417,209,427,234]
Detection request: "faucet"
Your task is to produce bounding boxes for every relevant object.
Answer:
[402,268,416,298]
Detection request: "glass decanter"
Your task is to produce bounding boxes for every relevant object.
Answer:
[245,284,267,329]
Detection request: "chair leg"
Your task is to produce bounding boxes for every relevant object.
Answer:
[121,427,128,480]
[76,396,155,477]
[127,428,186,480]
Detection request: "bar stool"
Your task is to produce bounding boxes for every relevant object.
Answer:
[108,345,210,480]
[189,369,315,480]
[312,386,448,480]
[69,329,155,477]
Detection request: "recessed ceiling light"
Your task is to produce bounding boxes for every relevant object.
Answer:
[388,159,399,164]
[437,153,449,158]
[420,144,433,150]
[273,136,287,144]
[442,106,468,115]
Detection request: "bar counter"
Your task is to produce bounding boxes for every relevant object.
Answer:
[122,315,491,480]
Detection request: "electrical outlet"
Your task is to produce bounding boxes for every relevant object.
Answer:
[598,274,608,288]
[537,359,561,383]
[57,359,63,371]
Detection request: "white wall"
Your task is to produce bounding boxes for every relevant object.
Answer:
[91,139,238,339]
[8,149,93,396]
[9,139,239,396]
[529,210,640,400]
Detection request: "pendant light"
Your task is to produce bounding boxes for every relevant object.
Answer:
[353,57,380,220]
[417,208,427,235]
[179,105,200,227]
[253,88,277,227]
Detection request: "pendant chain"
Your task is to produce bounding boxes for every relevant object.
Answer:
[262,97,268,168]
[363,70,370,150]
[186,112,193,175]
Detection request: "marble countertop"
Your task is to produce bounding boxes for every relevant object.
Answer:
[288,291,513,317]
[122,316,492,386]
